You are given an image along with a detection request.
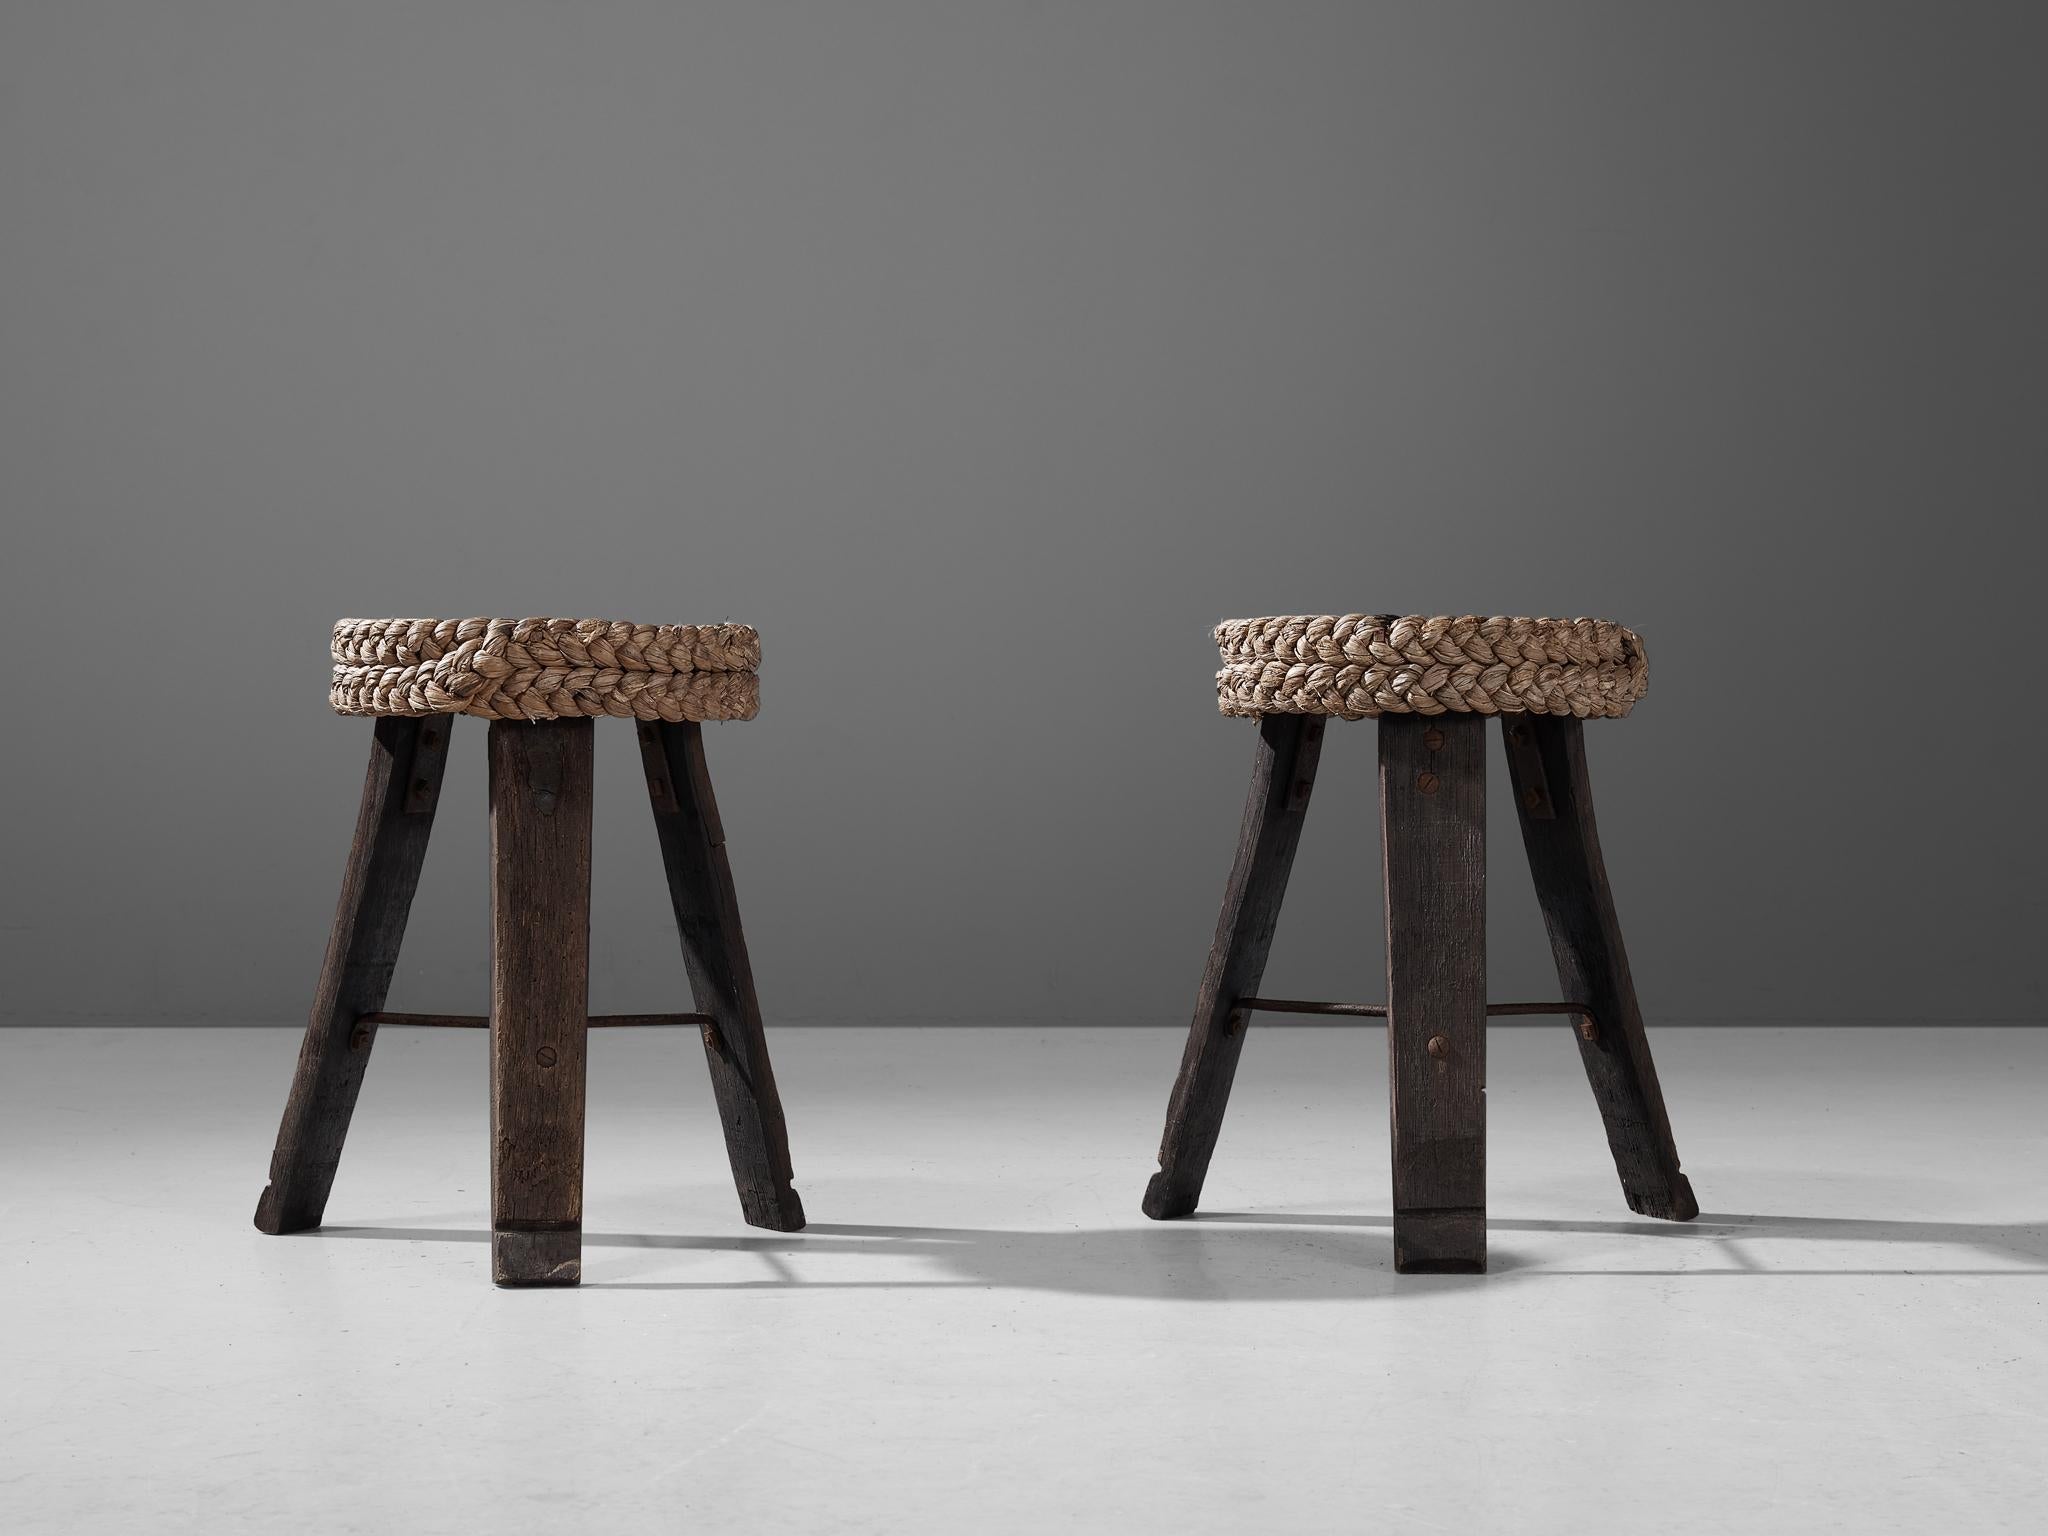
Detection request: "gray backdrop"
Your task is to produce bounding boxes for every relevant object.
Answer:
[5,2,2042,1026]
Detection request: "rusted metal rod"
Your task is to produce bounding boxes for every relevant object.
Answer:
[1483,1002,1595,1023]
[356,1011,713,1030]
[1230,997,1599,1040]
[1234,998,1387,1018]
[588,1013,717,1030]
[355,1012,489,1029]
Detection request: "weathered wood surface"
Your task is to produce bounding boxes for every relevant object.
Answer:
[1380,714,1488,1273]
[253,716,451,1234]
[1143,714,1326,1220]
[489,718,594,1286]
[640,721,806,1232]
[1502,715,1698,1221]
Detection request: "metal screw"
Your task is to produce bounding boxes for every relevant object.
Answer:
[1523,786,1545,811]
[350,1028,372,1052]
[1416,771,1440,796]
[1576,1016,1600,1043]
[1422,727,1445,751]
[535,1045,558,1068]
[1427,1035,1450,1059]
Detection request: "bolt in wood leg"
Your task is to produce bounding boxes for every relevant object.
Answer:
[1144,714,1325,1220]
[489,718,593,1287]
[638,721,805,1232]
[1381,714,1487,1273]
[254,716,452,1234]
[1502,715,1698,1221]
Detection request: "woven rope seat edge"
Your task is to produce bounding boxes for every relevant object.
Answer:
[330,616,761,722]
[1216,613,1648,720]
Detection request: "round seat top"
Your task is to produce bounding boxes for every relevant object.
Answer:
[1215,614,1646,720]
[330,616,760,723]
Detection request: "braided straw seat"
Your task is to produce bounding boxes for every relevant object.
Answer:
[331,616,760,722]
[1216,614,1647,720]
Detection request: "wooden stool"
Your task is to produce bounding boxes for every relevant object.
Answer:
[253,616,805,1286]
[1144,614,1697,1272]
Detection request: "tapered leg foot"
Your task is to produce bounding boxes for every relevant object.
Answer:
[640,721,806,1233]
[1503,715,1696,1221]
[1146,715,1324,1220]
[1381,714,1488,1273]
[493,1228,582,1288]
[1140,1171,1197,1222]
[489,718,593,1287]
[254,716,451,1234]
[1391,1209,1487,1275]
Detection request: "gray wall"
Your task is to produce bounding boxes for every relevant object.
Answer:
[5,2,2043,1025]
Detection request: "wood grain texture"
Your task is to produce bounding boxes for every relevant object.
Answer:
[639,721,805,1232]
[253,715,451,1234]
[1143,714,1325,1220]
[1502,716,1698,1221]
[1380,714,1487,1273]
[489,718,593,1287]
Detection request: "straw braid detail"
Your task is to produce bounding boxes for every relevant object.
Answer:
[330,616,760,722]
[1215,614,1647,719]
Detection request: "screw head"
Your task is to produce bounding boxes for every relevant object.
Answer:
[1416,771,1440,796]
[1427,1035,1450,1059]
[535,1045,558,1068]
[1523,786,1545,811]
[1422,727,1445,751]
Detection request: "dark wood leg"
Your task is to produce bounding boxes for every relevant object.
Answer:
[1144,714,1325,1220]
[489,718,594,1287]
[1502,715,1698,1220]
[638,721,806,1232]
[1381,714,1487,1273]
[254,716,452,1234]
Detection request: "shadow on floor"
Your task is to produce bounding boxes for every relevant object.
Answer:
[321,1219,1453,1299]
[1190,1210,2048,1278]
[314,1208,2048,1297]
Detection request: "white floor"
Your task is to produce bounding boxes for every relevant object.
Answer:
[3,1025,2044,1535]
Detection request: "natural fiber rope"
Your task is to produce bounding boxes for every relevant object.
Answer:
[331,617,761,722]
[1215,614,1647,719]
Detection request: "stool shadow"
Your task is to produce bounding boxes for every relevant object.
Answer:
[321,1220,1444,1300]
[1192,1210,2048,1277]
[319,1208,2048,1295]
